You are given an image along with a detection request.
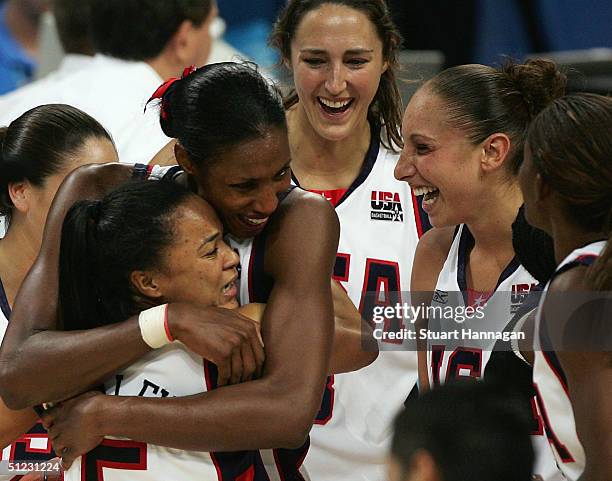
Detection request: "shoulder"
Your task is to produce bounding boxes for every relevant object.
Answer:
[272,188,339,232]
[548,265,589,293]
[415,226,456,265]
[264,189,339,275]
[411,226,456,290]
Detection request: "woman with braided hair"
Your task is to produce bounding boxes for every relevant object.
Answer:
[519,93,612,481]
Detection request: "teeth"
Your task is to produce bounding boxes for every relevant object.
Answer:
[244,217,268,226]
[222,280,235,293]
[319,97,351,109]
[413,186,438,196]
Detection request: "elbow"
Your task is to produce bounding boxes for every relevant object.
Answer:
[271,388,320,449]
[0,368,31,410]
[277,409,313,449]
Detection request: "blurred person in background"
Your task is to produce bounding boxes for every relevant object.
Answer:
[389,382,534,481]
[0,0,218,165]
[0,0,50,94]
[0,0,95,121]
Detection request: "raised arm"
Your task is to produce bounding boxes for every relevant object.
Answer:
[45,191,339,459]
[0,164,262,408]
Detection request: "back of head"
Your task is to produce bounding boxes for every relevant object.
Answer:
[157,62,286,170]
[90,0,211,61]
[0,104,111,224]
[52,0,95,55]
[526,93,612,289]
[392,382,534,481]
[59,180,194,330]
[426,59,566,175]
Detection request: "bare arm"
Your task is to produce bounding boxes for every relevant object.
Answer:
[46,191,339,458]
[0,400,37,449]
[410,227,454,393]
[330,280,378,373]
[0,164,263,408]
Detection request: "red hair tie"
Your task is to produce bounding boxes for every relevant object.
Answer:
[145,65,198,119]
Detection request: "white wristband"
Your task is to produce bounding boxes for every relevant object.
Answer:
[138,304,173,349]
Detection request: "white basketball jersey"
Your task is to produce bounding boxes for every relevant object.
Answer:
[533,241,606,481]
[0,278,56,481]
[428,224,538,384]
[64,343,280,481]
[288,140,427,481]
[429,224,565,481]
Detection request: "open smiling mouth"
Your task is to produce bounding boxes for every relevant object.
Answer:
[412,185,440,207]
[318,97,354,115]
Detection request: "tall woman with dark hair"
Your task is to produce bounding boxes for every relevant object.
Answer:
[270,3,427,479]
[0,104,117,473]
[519,93,612,481]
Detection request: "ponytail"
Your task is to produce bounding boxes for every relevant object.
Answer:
[58,200,108,330]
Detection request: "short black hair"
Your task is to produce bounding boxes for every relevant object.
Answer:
[90,0,211,60]
[392,382,534,481]
[52,0,95,55]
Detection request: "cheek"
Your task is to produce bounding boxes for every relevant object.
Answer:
[294,67,319,96]
[352,69,382,100]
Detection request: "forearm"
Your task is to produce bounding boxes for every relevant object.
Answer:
[97,376,318,451]
[330,325,377,374]
[0,318,149,408]
[0,401,37,449]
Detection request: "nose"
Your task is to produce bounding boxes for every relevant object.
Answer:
[325,63,347,96]
[394,149,417,182]
[253,185,280,217]
[221,240,240,270]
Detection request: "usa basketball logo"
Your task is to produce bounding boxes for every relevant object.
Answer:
[370,191,403,222]
[510,283,537,314]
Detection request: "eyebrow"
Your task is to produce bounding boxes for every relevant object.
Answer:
[410,134,436,142]
[232,162,291,183]
[300,48,374,55]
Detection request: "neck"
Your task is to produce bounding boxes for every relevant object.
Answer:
[548,209,606,264]
[147,55,180,82]
[465,182,524,260]
[287,104,371,190]
[0,219,40,306]
[4,1,40,58]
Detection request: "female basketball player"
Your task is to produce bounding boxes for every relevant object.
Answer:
[393,59,567,481]
[55,179,273,480]
[270,2,427,479]
[0,63,368,478]
[519,93,612,481]
[0,104,117,475]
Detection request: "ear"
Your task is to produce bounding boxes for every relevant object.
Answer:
[168,20,196,65]
[381,60,389,74]
[480,133,511,174]
[130,270,165,300]
[8,181,31,214]
[408,450,443,481]
[535,171,552,202]
[174,143,195,174]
